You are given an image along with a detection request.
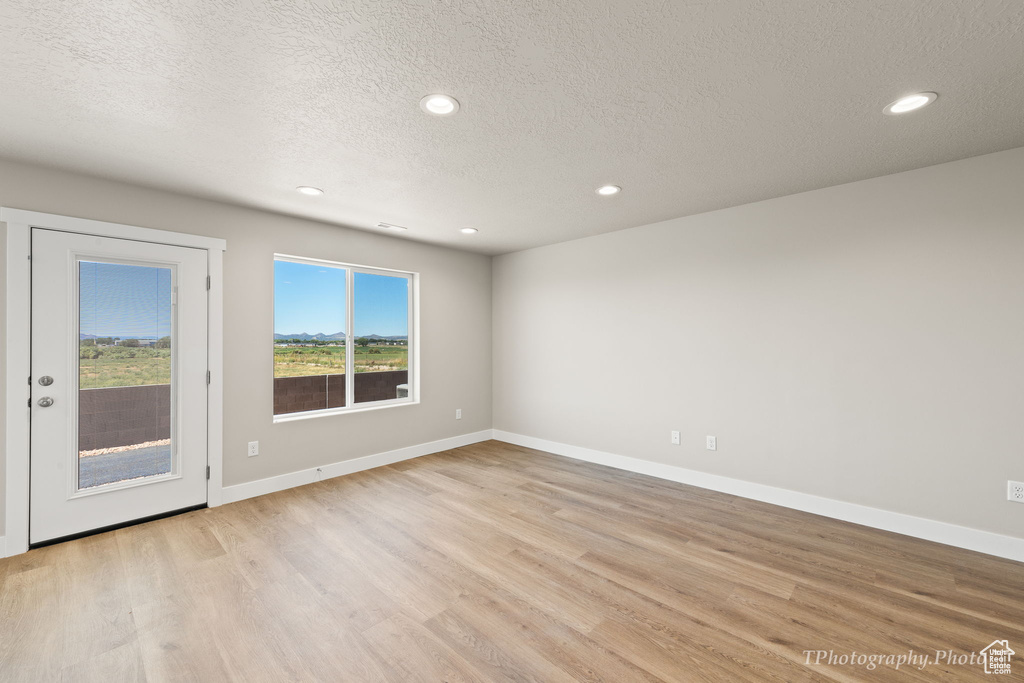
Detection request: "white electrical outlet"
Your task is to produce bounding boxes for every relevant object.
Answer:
[247,441,259,457]
[706,435,717,451]
[456,408,462,420]
[670,430,680,445]
[1009,481,1024,503]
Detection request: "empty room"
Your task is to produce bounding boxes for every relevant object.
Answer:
[1,1,1023,681]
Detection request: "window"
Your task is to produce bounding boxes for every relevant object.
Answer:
[273,255,415,418]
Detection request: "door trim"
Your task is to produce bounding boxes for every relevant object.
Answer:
[3,208,226,556]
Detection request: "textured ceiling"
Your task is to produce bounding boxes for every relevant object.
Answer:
[1,1,1022,255]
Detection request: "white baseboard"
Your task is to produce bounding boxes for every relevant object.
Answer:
[492,430,1024,564]
[221,430,493,504]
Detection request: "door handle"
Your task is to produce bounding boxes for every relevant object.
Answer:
[38,376,54,386]
[37,397,54,408]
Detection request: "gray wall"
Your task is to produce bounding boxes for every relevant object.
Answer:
[5,147,1024,544]
[0,158,493,532]
[493,147,1024,539]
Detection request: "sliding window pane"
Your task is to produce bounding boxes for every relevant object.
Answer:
[273,260,346,414]
[353,272,410,404]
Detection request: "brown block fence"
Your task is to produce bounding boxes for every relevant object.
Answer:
[79,384,171,451]
[274,370,408,415]
[78,372,411,449]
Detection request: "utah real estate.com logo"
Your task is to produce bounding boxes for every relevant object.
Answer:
[981,640,1014,676]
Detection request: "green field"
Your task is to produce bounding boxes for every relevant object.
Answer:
[80,346,171,389]
[77,344,408,389]
[273,345,408,377]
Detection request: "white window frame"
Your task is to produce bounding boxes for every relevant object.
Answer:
[272,254,419,422]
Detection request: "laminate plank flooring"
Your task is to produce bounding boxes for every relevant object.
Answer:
[2,440,1023,681]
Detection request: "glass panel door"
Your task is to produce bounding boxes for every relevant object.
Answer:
[31,227,209,544]
[77,261,175,490]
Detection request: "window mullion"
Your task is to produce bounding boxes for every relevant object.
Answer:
[408,274,415,402]
[346,268,354,408]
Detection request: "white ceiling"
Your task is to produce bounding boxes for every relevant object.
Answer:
[1,1,1022,255]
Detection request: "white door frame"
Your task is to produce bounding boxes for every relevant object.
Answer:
[3,208,226,556]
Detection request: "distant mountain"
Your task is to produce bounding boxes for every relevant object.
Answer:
[273,332,407,341]
[274,331,346,341]
[81,333,160,340]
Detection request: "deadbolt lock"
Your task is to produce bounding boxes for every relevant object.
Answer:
[38,376,54,386]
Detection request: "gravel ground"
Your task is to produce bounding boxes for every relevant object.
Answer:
[78,443,172,489]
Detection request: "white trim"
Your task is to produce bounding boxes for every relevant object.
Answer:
[274,252,412,276]
[410,272,420,404]
[2,208,226,556]
[206,248,224,507]
[4,220,32,556]
[492,430,1024,564]
[0,208,226,251]
[222,430,492,504]
[273,398,421,423]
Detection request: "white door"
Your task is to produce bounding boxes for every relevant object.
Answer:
[30,228,209,544]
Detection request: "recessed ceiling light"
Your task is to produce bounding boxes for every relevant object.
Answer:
[377,222,408,231]
[420,94,460,116]
[296,186,324,196]
[460,227,478,234]
[596,185,621,196]
[883,92,937,115]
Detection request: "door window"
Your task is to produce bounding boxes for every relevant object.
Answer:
[78,261,175,489]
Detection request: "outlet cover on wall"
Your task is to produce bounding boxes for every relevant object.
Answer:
[248,441,259,457]
[706,435,717,451]
[671,431,680,445]
[1009,481,1024,503]
[456,408,462,420]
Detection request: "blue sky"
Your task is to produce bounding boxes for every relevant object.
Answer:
[274,261,409,336]
[79,261,172,338]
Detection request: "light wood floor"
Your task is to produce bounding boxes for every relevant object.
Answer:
[2,441,1023,682]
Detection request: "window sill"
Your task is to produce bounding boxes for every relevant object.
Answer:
[272,398,419,423]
